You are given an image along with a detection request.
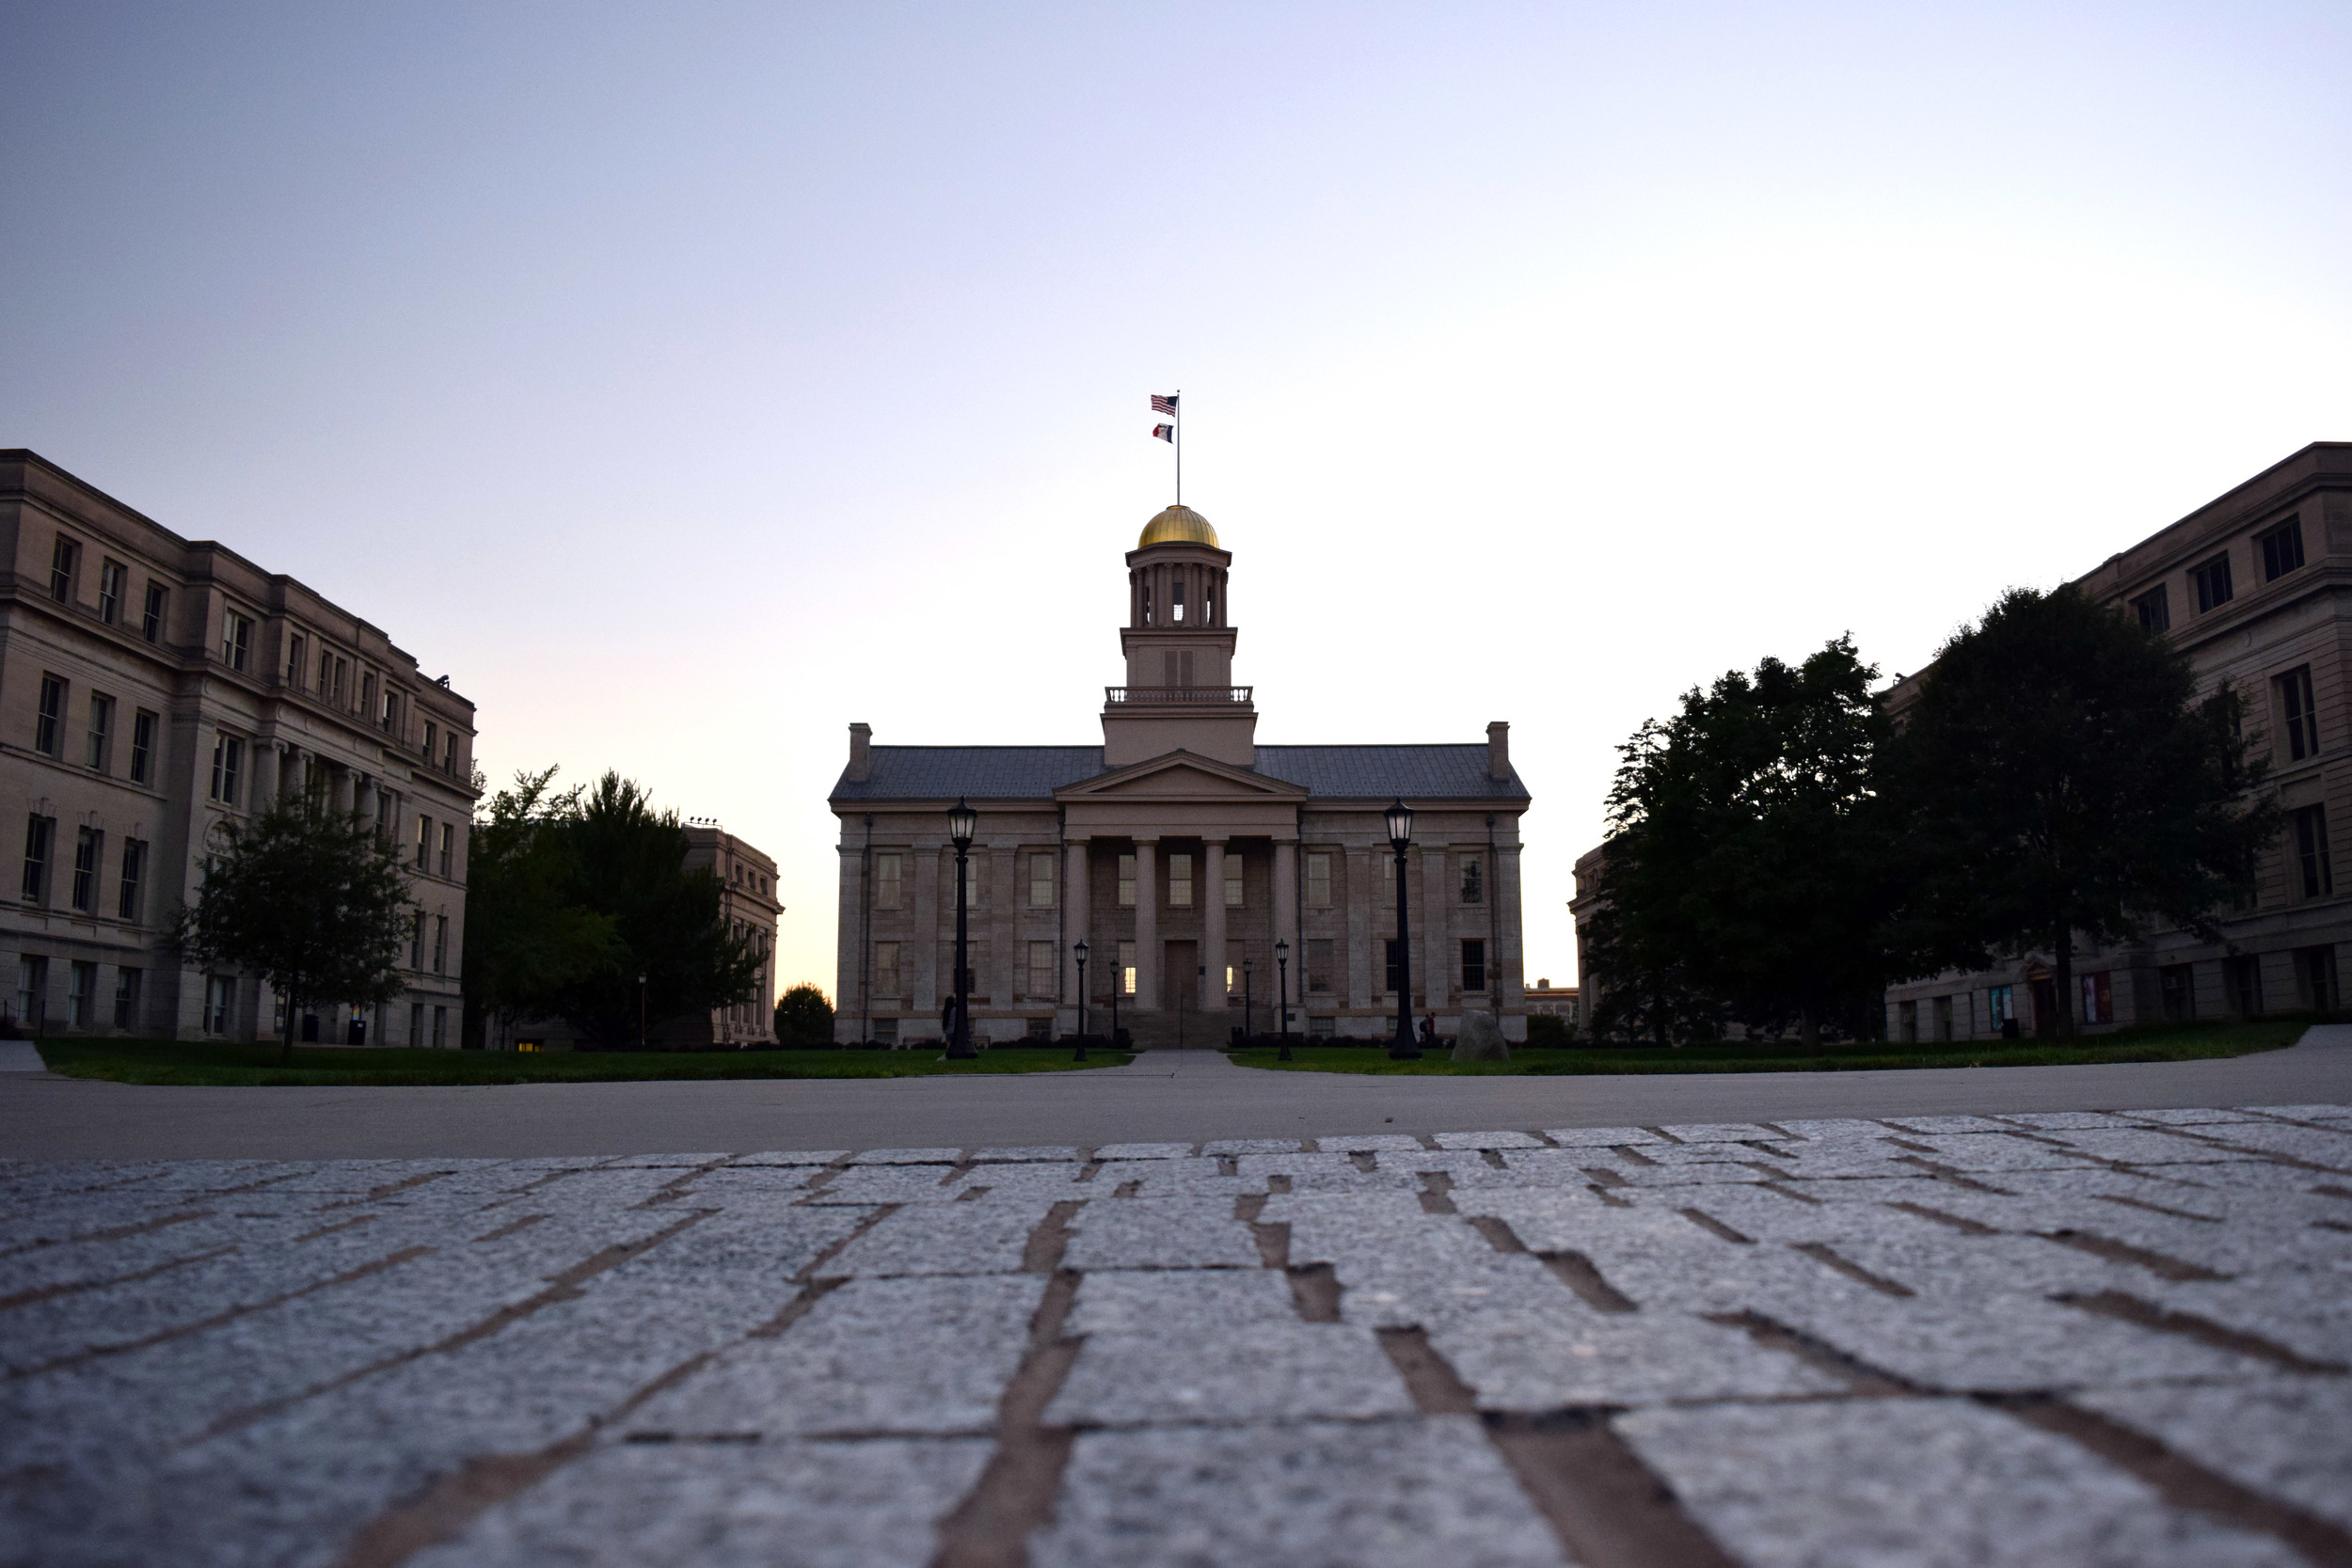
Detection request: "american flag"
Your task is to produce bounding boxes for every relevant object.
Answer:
[1152,423,1175,442]
[1151,393,1179,416]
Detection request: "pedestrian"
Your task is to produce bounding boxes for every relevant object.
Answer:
[1420,1013,1438,1047]
[940,994,958,1044]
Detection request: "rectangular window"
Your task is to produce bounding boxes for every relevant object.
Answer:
[2293,804,2333,898]
[24,815,56,902]
[1460,854,1484,904]
[36,674,65,757]
[1028,940,1056,996]
[71,827,101,912]
[375,790,393,841]
[380,689,399,732]
[1225,939,1244,995]
[2079,971,2113,1025]
[208,735,244,804]
[49,536,78,601]
[1119,940,1136,996]
[1306,853,1331,910]
[433,914,449,974]
[1898,1000,1918,1042]
[2192,553,2233,613]
[1986,984,2014,1028]
[433,1006,448,1049]
[444,733,457,772]
[1384,939,1403,995]
[1224,854,1244,908]
[2299,945,2338,1012]
[97,560,125,625]
[17,956,47,1026]
[1029,851,1055,908]
[220,610,252,672]
[875,852,902,911]
[1168,852,1192,906]
[361,673,375,722]
[2259,515,2305,581]
[410,911,426,970]
[422,719,437,761]
[1118,852,1136,907]
[2224,955,2262,1017]
[416,815,432,870]
[204,974,231,1035]
[118,838,146,922]
[140,583,167,642]
[1461,938,1486,992]
[113,967,142,1029]
[68,961,94,1028]
[318,648,333,694]
[130,710,157,784]
[2131,586,2170,634]
[1170,578,1185,624]
[874,941,900,998]
[86,693,114,772]
[2278,666,2319,762]
[408,1001,424,1044]
[287,634,306,683]
[2159,964,2194,1022]
[438,822,454,879]
[1307,938,1334,993]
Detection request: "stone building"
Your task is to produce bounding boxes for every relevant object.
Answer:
[1,450,476,1044]
[1883,441,2352,1037]
[1570,442,2352,1040]
[677,821,781,1047]
[828,502,1532,1047]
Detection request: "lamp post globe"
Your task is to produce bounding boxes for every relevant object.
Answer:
[1073,939,1089,1061]
[946,799,978,1059]
[1273,936,1292,1060]
[1385,800,1419,1058]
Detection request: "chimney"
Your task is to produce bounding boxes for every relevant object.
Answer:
[1486,721,1510,782]
[848,722,872,783]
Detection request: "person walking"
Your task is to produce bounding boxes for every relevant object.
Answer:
[939,994,959,1045]
[1420,1013,1438,1049]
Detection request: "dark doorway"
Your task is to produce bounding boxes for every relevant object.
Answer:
[2029,977,2059,1037]
[301,1012,320,1042]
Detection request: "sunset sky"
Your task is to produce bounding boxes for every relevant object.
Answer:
[6,2,2349,998]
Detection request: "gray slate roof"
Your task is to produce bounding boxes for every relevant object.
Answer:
[830,744,1528,803]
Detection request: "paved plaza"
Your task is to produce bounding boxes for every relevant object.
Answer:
[5,1092,2352,1566]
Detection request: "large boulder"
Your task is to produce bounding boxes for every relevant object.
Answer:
[1452,1010,1510,1063]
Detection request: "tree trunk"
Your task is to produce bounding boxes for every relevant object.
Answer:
[2051,927,2075,1041]
[279,982,297,1067]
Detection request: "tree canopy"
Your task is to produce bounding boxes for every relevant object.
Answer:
[176,797,413,1062]
[774,983,834,1048]
[1885,584,2275,1036]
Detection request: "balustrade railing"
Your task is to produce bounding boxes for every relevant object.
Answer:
[1104,685,1253,705]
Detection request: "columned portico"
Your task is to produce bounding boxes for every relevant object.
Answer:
[1201,839,1227,1011]
[1133,838,1158,1010]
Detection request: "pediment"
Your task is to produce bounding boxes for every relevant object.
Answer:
[1055,749,1306,803]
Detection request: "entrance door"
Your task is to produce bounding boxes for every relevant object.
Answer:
[1163,941,1197,1037]
[2029,977,2058,1038]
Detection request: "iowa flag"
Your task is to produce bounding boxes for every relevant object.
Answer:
[1152,423,1175,442]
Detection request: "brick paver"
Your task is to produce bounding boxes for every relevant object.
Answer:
[4,1102,2349,1566]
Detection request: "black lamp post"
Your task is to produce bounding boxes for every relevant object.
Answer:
[1274,937,1292,1061]
[946,798,978,1059]
[1242,956,1254,1039]
[1386,799,1420,1059]
[1073,939,1089,1061]
[637,972,647,1051]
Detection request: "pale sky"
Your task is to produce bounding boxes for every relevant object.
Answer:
[6,2,2349,1002]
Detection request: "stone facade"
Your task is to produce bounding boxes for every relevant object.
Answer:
[677,823,781,1047]
[830,504,1533,1046]
[0,450,476,1044]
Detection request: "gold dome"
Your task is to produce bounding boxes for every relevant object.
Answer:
[1138,504,1218,549]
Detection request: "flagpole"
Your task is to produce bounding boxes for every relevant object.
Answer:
[1176,388,1183,505]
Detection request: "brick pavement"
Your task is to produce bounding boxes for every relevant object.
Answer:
[4,1103,2350,1567]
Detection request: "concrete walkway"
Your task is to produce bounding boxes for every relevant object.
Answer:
[3,1032,2349,1162]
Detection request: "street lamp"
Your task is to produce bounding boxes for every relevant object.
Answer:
[1073,939,1089,1061]
[1274,937,1292,1061]
[1385,799,1419,1059]
[637,972,647,1052]
[946,799,978,1059]
[1242,956,1254,1040]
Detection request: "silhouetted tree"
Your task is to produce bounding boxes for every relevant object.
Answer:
[1886,586,2277,1037]
[773,983,834,1048]
[462,768,620,1050]
[176,798,412,1063]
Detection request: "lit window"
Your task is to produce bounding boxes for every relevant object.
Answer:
[1119,940,1136,996]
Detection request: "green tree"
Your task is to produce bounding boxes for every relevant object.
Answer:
[550,772,763,1049]
[175,797,414,1064]
[1886,585,2277,1037]
[774,983,834,1048]
[1587,637,1899,1045]
[462,768,620,1051]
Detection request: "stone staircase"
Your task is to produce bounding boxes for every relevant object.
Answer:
[1115,1008,1231,1052]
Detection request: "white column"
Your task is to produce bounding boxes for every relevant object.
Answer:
[1273,837,1297,1027]
[1201,839,1228,1013]
[1064,838,1090,1007]
[1133,838,1158,1008]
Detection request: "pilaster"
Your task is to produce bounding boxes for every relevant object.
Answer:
[1201,839,1227,1011]
[1134,838,1159,1008]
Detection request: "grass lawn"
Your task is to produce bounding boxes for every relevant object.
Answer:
[31,1037,1135,1086]
[1225,1020,2309,1075]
